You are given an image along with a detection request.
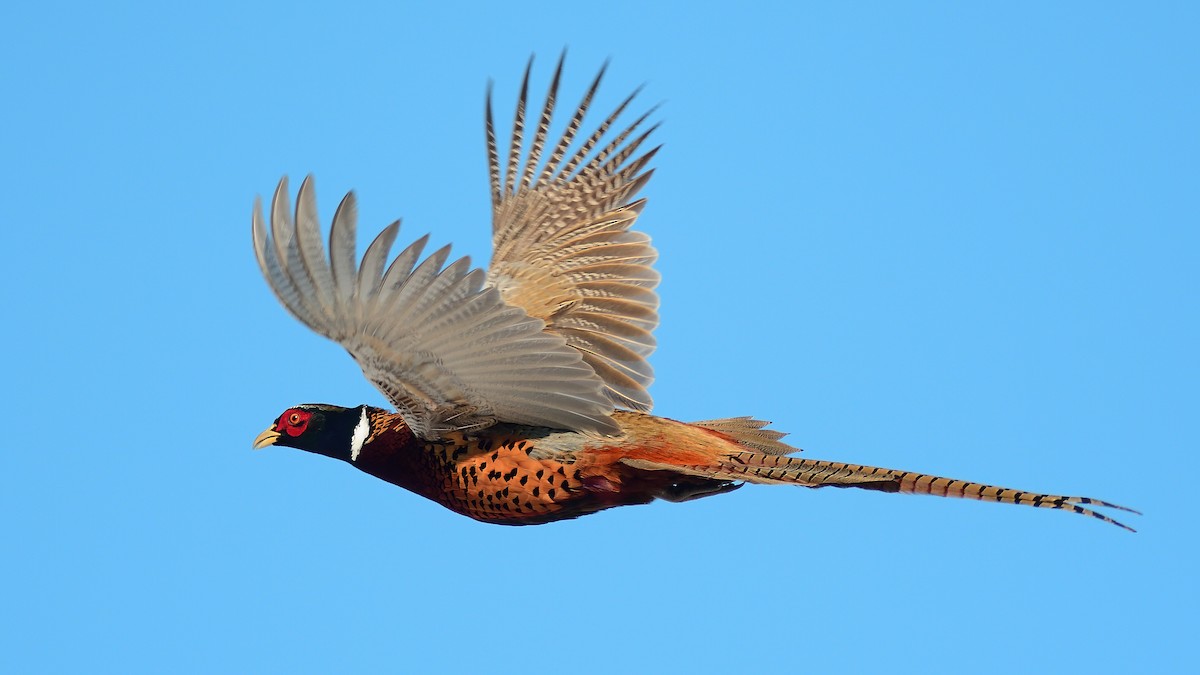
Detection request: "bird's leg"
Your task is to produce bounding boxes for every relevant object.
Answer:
[656,479,742,503]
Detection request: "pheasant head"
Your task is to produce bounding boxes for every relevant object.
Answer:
[253,404,372,462]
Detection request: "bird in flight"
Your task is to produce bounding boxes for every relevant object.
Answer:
[251,56,1136,530]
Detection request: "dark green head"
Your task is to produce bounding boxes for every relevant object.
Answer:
[252,403,371,462]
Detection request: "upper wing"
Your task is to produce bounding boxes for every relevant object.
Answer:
[485,56,661,412]
[252,175,620,439]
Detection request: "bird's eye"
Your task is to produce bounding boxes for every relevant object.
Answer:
[277,409,312,438]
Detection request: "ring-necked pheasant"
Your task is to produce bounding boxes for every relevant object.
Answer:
[251,56,1137,530]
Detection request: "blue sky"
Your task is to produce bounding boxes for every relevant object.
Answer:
[2,2,1195,673]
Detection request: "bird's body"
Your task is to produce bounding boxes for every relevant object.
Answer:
[255,404,1135,528]
[333,407,723,526]
[262,406,766,525]
[250,56,1136,531]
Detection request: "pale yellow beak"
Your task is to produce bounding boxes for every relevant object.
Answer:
[252,427,281,450]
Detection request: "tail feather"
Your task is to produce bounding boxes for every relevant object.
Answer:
[622,450,1139,531]
[691,417,796,455]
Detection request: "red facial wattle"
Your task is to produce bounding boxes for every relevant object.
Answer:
[277,409,313,437]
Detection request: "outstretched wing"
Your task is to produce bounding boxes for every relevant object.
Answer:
[252,175,620,439]
[486,56,661,412]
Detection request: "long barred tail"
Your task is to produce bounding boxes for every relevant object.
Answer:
[625,451,1139,531]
